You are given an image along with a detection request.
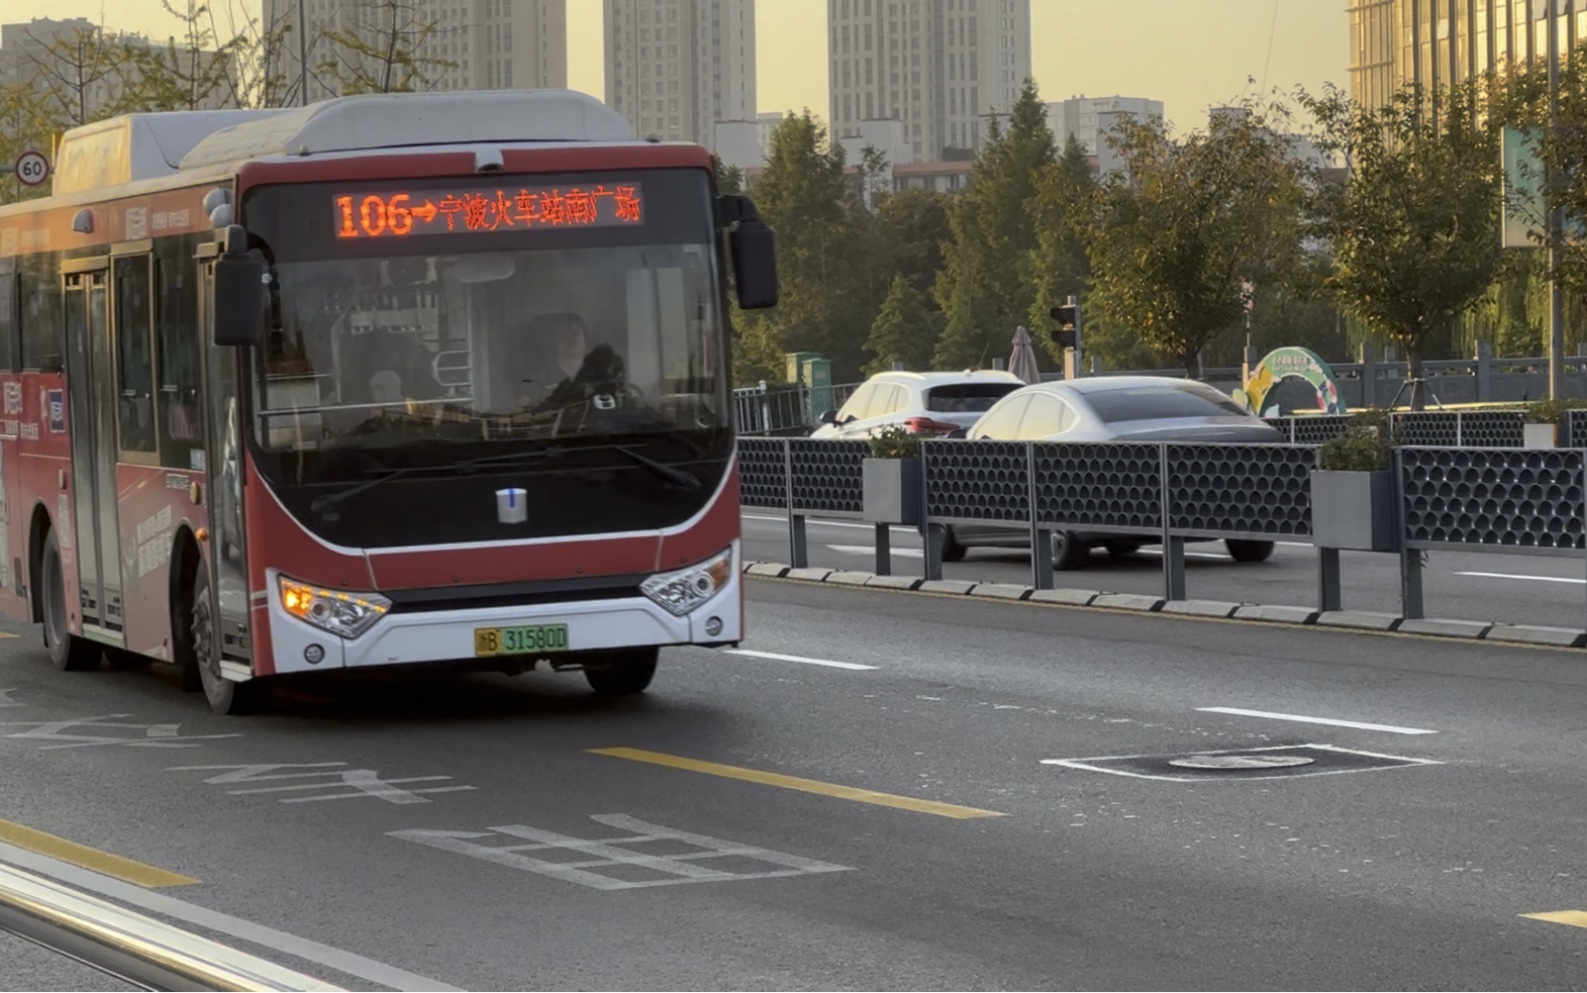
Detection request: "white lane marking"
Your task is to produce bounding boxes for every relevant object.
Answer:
[0,840,462,992]
[743,514,914,534]
[1196,706,1437,735]
[725,649,877,671]
[826,543,925,559]
[1456,570,1585,585]
[1041,743,1443,781]
[392,814,852,891]
[1136,549,1234,561]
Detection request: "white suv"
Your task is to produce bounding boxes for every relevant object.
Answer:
[809,370,1026,439]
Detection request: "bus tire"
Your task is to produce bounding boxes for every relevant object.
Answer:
[190,567,266,716]
[40,530,101,672]
[584,648,658,696]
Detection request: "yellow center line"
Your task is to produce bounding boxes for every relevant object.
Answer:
[1522,911,1587,930]
[0,818,199,889]
[589,747,1006,820]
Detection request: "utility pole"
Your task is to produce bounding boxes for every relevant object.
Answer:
[298,0,310,107]
[1548,0,1564,399]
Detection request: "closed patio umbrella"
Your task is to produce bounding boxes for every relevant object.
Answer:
[1008,325,1041,385]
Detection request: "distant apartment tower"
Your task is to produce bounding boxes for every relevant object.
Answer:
[604,0,756,148]
[828,0,1032,162]
[1,17,232,115]
[1047,95,1164,155]
[1350,0,1587,112]
[262,0,566,105]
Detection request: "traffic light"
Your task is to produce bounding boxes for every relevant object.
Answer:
[1050,303,1079,349]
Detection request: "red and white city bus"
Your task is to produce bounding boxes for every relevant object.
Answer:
[0,90,777,713]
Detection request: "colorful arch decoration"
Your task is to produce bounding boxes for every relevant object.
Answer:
[1232,346,1347,418]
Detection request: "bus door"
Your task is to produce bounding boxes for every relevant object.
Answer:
[196,257,250,666]
[61,263,124,639]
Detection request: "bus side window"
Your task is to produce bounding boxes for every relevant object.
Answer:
[19,262,61,373]
[113,255,157,455]
[0,270,17,372]
[154,246,204,468]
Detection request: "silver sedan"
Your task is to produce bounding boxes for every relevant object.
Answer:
[938,376,1285,570]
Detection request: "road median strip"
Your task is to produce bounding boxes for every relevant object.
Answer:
[589,747,1005,820]
[743,561,1587,649]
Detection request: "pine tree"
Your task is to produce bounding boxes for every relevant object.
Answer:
[864,275,941,375]
[933,78,1056,369]
[1027,133,1097,365]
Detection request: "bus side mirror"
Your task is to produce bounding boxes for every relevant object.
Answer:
[819,409,838,425]
[724,196,778,310]
[213,253,269,348]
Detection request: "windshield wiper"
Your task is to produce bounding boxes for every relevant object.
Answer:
[309,448,568,515]
[307,441,700,516]
[605,444,701,490]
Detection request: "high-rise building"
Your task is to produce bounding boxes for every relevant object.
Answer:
[262,0,566,106]
[1350,0,1587,112]
[604,0,756,148]
[1046,95,1164,155]
[828,0,1031,162]
[0,17,231,117]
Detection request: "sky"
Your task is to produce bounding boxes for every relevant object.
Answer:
[4,0,1348,132]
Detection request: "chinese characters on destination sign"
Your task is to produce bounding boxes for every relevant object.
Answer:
[334,183,645,240]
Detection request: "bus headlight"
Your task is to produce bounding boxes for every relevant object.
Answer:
[641,548,733,617]
[278,576,391,639]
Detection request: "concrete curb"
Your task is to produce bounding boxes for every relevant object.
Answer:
[1029,588,1103,606]
[824,570,875,587]
[1160,600,1243,619]
[1483,624,1587,648]
[969,583,1033,601]
[1316,611,1403,632]
[1092,593,1165,612]
[784,567,834,583]
[742,562,1587,649]
[1398,618,1492,639]
[1233,604,1320,625]
[864,575,923,591]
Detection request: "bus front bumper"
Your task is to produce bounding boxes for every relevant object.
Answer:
[262,549,741,675]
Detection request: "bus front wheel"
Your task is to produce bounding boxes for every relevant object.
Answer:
[584,648,658,696]
[40,530,101,672]
[189,568,266,716]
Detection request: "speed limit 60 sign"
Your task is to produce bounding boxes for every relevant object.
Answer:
[12,151,50,187]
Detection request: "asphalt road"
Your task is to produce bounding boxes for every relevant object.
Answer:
[744,511,1587,631]
[2,579,1587,990]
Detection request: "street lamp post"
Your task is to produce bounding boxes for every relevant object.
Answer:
[1548,0,1565,399]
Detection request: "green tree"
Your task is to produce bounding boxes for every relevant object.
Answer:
[0,80,54,204]
[1083,102,1312,377]
[933,78,1056,369]
[863,274,941,375]
[732,111,885,383]
[712,154,745,195]
[1027,133,1097,365]
[317,0,455,95]
[872,187,952,299]
[17,19,136,131]
[1306,80,1504,408]
[123,1,242,112]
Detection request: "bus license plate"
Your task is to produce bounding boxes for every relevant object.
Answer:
[474,624,570,657]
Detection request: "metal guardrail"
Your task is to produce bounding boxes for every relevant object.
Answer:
[741,435,1587,626]
[734,384,1537,449]
[0,862,344,992]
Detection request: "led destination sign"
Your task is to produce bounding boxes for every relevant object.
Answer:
[333,183,644,240]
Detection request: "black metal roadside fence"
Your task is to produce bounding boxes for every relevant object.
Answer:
[738,420,1587,627]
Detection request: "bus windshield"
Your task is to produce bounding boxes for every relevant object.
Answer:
[254,244,722,452]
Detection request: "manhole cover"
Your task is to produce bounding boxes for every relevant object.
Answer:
[1168,754,1316,770]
